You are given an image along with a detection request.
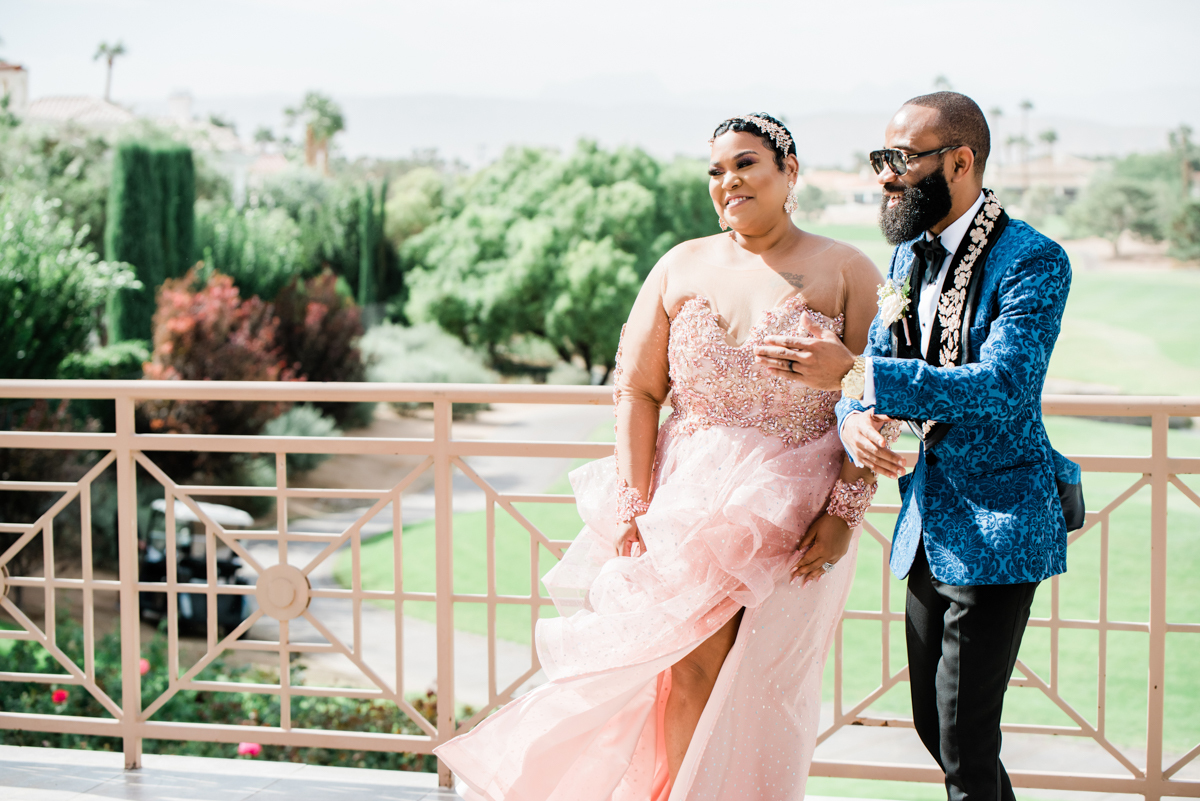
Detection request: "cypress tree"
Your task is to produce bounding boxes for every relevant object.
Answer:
[357,180,386,313]
[105,141,196,342]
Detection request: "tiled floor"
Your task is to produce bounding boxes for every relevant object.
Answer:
[0,745,462,801]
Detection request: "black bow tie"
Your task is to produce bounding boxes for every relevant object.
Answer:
[911,236,949,287]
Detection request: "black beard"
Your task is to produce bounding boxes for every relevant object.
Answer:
[878,170,954,246]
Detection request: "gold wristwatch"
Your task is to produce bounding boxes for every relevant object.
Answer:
[841,356,866,400]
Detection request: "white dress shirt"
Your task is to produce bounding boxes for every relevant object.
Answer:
[860,190,986,406]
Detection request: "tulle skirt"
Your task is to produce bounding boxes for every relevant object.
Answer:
[434,423,856,800]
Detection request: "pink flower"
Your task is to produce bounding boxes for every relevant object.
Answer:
[237,742,262,757]
[52,689,68,705]
[139,658,150,675]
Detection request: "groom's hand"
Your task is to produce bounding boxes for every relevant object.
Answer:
[844,413,907,479]
[754,312,855,391]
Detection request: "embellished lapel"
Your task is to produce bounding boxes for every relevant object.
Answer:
[911,189,1009,448]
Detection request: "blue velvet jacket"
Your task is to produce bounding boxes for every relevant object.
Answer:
[836,219,1072,586]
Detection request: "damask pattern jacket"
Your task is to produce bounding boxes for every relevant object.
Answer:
[835,219,1072,586]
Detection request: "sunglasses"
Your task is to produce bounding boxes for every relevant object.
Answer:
[868,145,970,176]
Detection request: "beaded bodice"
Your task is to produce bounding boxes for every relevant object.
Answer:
[664,295,844,447]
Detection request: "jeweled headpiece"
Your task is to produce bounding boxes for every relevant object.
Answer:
[709,114,794,156]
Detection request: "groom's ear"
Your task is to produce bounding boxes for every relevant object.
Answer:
[946,146,976,184]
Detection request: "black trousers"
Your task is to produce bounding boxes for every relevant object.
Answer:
[905,543,1039,801]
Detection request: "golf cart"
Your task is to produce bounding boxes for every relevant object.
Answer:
[138,498,255,636]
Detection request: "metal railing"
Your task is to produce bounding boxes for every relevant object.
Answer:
[0,380,1196,799]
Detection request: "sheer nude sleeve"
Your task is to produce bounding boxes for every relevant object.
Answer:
[612,262,672,504]
[837,247,884,356]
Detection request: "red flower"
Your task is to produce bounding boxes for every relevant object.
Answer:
[237,742,262,757]
[51,689,68,705]
[139,658,150,675]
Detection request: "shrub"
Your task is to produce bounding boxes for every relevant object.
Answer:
[140,269,292,479]
[195,201,307,301]
[58,341,152,430]
[361,323,497,418]
[0,125,112,255]
[261,405,341,473]
[105,141,196,343]
[251,171,403,309]
[0,614,467,771]
[0,195,139,379]
[273,270,370,427]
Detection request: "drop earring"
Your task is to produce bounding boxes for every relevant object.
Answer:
[784,180,799,215]
[719,216,729,231]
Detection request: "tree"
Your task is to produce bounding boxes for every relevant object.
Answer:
[1167,200,1200,261]
[105,141,196,342]
[1068,178,1159,257]
[404,142,712,379]
[1039,129,1058,161]
[1168,125,1199,198]
[794,184,827,221]
[933,75,953,91]
[544,239,640,383]
[1018,99,1034,185]
[93,41,126,102]
[284,92,345,174]
[253,126,276,148]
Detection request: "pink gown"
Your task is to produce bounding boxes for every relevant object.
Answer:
[435,290,860,800]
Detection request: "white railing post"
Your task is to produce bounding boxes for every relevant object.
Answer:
[1146,412,1169,801]
[115,394,143,768]
[433,398,456,788]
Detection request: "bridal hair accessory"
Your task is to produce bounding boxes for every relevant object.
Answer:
[616,482,650,524]
[784,180,799,215]
[709,114,794,156]
[826,477,876,528]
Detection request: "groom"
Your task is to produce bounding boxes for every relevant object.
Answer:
[755,92,1074,801]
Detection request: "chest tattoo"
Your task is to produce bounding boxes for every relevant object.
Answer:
[778,272,805,290]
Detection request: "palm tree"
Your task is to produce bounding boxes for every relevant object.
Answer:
[933,75,953,91]
[284,92,345,174]
[1018,99,1034,188]
[1039,129,1058,161]
[988,107,1004,165]
[93,41,126,102]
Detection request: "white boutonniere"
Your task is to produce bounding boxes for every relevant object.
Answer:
[877,279,910,326]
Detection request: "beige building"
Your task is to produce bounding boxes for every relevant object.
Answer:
[0,60,29,112]
[986,154,1100,199]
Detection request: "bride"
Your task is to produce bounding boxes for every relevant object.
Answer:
[435,114,884,800]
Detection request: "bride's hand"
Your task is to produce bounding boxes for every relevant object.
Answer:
[616,520,646,558]
[790,512,851,586]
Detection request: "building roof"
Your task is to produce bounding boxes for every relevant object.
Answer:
[23,95,136,127]
[0,60,27,73]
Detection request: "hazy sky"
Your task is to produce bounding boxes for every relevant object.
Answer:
[4,0,1199,126]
